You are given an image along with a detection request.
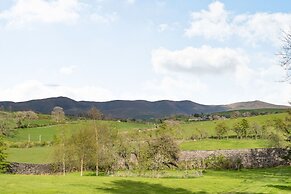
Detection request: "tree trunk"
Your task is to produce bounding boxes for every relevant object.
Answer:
[95,121,99,176]
[80,157,84,176]
[62,151,66,176]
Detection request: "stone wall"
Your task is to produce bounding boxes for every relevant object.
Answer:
[179,148,290,168]
[7,162,54,175]
[6,148,290,174]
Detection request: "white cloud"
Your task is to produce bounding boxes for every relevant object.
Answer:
[126,0,135,5]
[158,23,169,32]
[59,65,77,75]
[0,0,82,28]
[0,80,113,102]
[90,12,118,24]
[185,1,291,46]
[118,76,208,102]
[152,46,250,75]
[158,22,179,32]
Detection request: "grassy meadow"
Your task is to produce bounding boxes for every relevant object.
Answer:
[2,111,287,164]
[0,167,290,193]
[6,113,287,143]
[180,138,270,151]
[7,147,53,164]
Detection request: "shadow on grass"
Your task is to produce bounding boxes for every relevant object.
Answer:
[266,184,291,191]
[206,167,291,182]
[96,180,207,194]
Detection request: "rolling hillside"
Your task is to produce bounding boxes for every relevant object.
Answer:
[0,97,289,119]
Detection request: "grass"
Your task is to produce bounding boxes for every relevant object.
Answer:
[0,167,290,193]
[6,113,287,143]
[179,113,287,139]
[180,138,270,151]
[8,120,154,142]
[7,147,53,164]
[6,139,271,164]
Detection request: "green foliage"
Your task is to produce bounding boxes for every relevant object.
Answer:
[136,121,181,171]
[232,119,249,139]
[215,122,229,139]
[147,135,179,170]
[264,114,291,148]
[205,155,242,170]
[54,123,119,175]
[0,136,8,172]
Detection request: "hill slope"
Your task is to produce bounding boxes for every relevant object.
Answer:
[0,97,288,119]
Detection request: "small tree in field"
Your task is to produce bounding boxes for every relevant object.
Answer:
[232,119,249,139]
[215,122,229,139]
[250,122,262,140]
[51,106,65,123]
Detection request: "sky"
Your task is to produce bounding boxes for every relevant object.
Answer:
[0,0,290,105]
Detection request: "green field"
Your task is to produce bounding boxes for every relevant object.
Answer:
[180,139,270,151]
[0,167,290,193]
[3,112,288,165]
[5,139,271,164]
[7,147,53,164]
[6,113,287,143]
[179,113,287,139]
[7,120,154,142]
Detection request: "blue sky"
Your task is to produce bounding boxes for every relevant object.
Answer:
[0,0,290,105]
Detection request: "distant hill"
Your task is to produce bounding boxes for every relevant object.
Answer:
[226,100,288,110]
[0,97,289,119]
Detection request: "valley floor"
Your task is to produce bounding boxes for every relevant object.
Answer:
[0,167,290,193]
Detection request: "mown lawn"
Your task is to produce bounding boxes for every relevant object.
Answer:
[0,167,290,193]
[180,138,270,151]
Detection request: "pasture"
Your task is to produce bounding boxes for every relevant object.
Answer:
[0,167,290,193]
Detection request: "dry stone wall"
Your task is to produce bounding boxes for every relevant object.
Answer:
[7,162,53,175]
[6,148,290,175]
[179,148,290,168]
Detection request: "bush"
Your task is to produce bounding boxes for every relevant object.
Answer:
[205,155,242,170]
[0,136,8,173]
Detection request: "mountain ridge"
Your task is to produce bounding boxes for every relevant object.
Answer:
[0,97,289,119]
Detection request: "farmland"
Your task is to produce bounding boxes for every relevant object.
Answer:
[0,167,290,193]
[2,111,288,164]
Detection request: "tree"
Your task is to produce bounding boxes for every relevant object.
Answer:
[87,107,104,176]
[232,119,249,139]
[250,122,262,140]
[0,136,7,173]
[53,123,118,176]
[138,122,180,171]
[53,127,70,176]
[147,135,179,170]
[278,30,291,81]
[70,127,95,176]
[51,106,65,123]
[87,107,103,120]
[215,122,229,139]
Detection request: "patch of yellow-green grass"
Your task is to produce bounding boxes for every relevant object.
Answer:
[179,113,287,139]
[7,147,53,164]
[0,167,290,193]
[180,138,270,151]
[8,120,154,142]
